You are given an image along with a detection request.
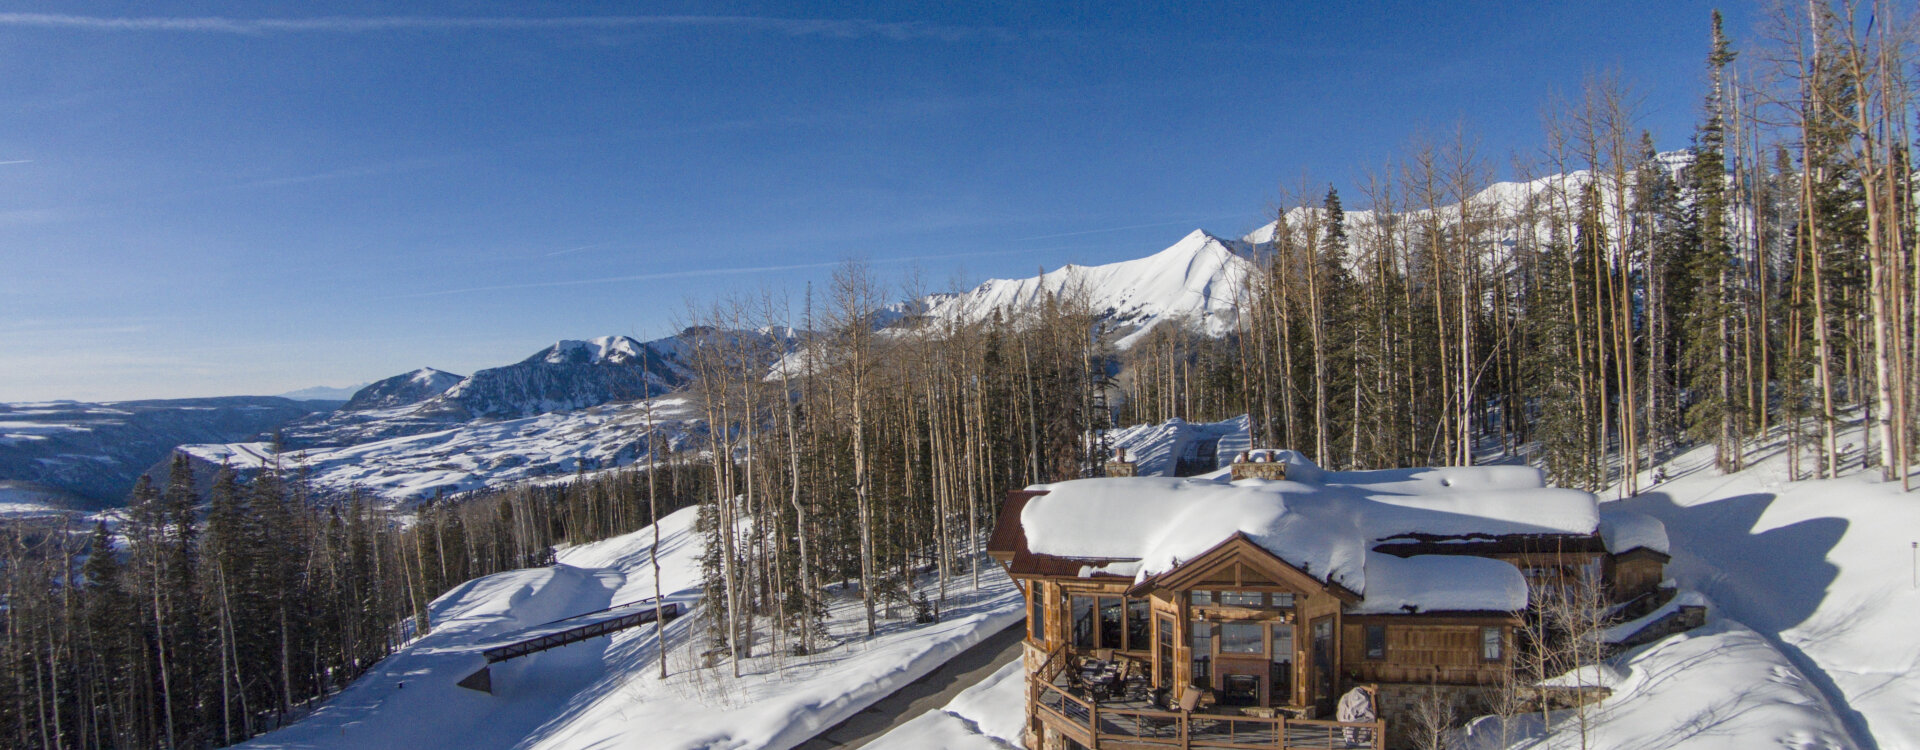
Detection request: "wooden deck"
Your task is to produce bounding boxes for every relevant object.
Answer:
[1033,681,1383,750]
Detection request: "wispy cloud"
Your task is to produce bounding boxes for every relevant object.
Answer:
[228,159,437,190]
[543,242,613,258]
[0,159,31,166]
[393,247,1048,299]
[0,13,1020,42]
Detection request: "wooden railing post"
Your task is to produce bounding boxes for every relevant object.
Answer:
[1088,701,1099,749]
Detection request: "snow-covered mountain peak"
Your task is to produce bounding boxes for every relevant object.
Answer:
[923,227,1254,348]
[528,335,648,366]
[408,367,455,386]
[341,368,466,413]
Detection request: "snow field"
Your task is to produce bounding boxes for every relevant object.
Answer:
[239,505,1025,750]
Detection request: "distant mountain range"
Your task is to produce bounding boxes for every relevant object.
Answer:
[5,165,1644,510]
[0,397,331,507]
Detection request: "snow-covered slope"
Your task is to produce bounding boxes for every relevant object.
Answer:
[1606,429,1919,750]
[925,229,1256,348]
[172,396,705,502]
[239,505,1024,750]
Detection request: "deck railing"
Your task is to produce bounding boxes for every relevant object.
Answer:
[1034,681,1384,750]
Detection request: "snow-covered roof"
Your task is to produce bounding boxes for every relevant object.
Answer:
[1017,455,1598,613]
[1598,507,1671,557]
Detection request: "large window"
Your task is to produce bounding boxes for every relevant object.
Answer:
[1189,621,1214,686]
[1127,599,1151,650]
[1099,597,1125,650]
[1219,590,1265,607]
[1071,596,1095,649]
[1221,622,1265,654]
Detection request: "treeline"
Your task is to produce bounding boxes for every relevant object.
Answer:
[0,455,707,749]
[672,272,1107,669]
[1123,5,1917,494]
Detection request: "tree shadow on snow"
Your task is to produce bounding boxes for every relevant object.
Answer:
[1620,490,1878,750]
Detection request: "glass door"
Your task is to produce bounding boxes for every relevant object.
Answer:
[1310,617,1335,714]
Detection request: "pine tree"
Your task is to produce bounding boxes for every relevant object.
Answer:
[1683,10,1746,472]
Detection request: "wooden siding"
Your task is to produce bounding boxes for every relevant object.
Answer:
[1338,622,1509,686]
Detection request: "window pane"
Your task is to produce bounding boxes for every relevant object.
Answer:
[1190,590,1214,606]
[1270,624,1293,663]
[1158,616,1174,684]
[1271,593,1295,609]
[1220,590,1264,607]
[1190,621,1213,686]
[1072,596,1094,649]
[1100,597,1125,649]
[1365,625,1386,660]
[1482,626,1503,660]
[1127,599,1151,650]
[1269,623,1294,704]
[1221,622,1264,654]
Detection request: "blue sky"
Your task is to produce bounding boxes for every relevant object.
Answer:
[1,1,1749,401]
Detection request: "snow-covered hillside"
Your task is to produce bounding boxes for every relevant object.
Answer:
[239,505,1024,750]
[1601,432,1918,750]
[176,396,704,502]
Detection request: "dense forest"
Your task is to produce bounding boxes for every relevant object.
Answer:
[4,4,1916,748]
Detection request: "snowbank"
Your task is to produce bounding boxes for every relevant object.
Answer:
[864,659,1027,750]
[1458,617,1855,750]
[1619,430,1920,750]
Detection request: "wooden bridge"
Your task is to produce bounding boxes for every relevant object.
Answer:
[457,598,682,693]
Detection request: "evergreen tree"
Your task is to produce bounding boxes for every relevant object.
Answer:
[1682,10,1746,472]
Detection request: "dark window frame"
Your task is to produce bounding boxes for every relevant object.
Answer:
[1481,626,1504,662]
[1364,624,1386,660]
[1071,595,1095,650]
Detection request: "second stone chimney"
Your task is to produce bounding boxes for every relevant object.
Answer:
[1229,449,1289,481]
[1105,447,1138,477]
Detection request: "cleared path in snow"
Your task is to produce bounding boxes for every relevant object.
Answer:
[794,621,1026,749]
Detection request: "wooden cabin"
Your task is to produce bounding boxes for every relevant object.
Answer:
[988,449,1669,750]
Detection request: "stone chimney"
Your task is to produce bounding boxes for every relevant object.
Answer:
[1229,449,1288,481]
[1105,447,1138,477]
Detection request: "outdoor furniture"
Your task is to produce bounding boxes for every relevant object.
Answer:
[1077,658,1121,700]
